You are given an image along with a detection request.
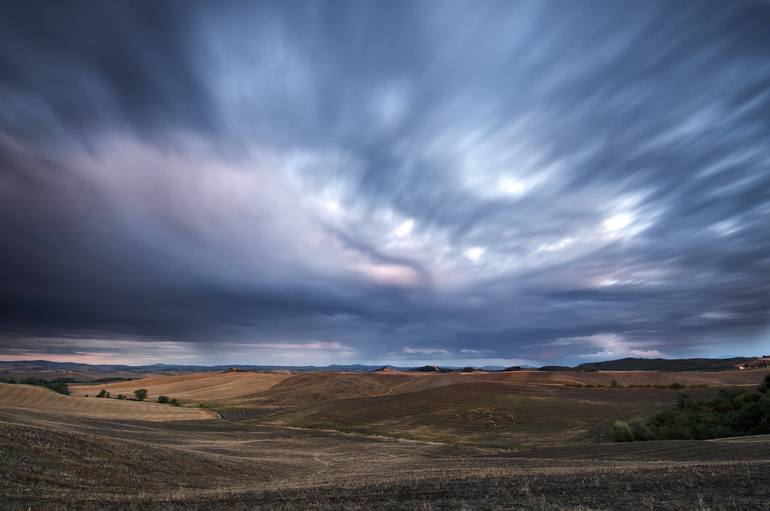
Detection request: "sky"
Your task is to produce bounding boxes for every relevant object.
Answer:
[0,0,769,367]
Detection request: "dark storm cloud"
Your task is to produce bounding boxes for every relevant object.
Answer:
[0,0,769,364]
[0,0,213,141]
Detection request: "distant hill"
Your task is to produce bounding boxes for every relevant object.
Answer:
[0,360,392,375]
[371,366,400,372]
[413,365,453,373]
[1,356,764,378]
[574,357,754,372]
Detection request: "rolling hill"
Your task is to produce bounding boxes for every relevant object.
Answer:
[70,371,291,405]
[0,382,215,421]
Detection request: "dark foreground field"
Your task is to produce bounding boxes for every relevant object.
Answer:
[3,407,770,510]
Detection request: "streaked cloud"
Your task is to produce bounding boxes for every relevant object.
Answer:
[0,0,769,365]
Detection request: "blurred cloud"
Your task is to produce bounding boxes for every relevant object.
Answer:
[0,0,769,365]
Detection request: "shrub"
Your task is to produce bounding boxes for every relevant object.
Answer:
[117,394,126,400]
[43,381,69,395]
[2,377,70,395]
[134,389,148,401]
[629,417,654,440]
[612,376,770,442]
[760,374,770,394]
[170,398,180,406]
[611,420,634,442]
[610,380,620,388]
[157,395,170,404]
[96,389,108,398]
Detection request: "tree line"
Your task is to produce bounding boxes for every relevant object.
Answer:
[613,374,770,441]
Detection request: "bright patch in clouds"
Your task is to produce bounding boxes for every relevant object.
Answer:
[465,246,485,262]
[602,212,634,235]
[252,341,353,351]
[400,347,449,355]
[537,237,575,252]
[356,262,422,286]
[553,333,666,359]
[394,218,414,238]
[496,176,528,197]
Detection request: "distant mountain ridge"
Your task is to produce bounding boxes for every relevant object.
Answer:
[0,356,763,376]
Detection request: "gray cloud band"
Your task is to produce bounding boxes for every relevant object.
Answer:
[0,0,768,364]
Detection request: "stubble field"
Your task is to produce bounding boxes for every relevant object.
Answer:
[3,368,770,509]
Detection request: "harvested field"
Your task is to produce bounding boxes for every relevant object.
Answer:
[256,381,722,447]
[381,368,770,394]
[70,371,291,405]
[4,369,770,509]
[2,407,770,510]
[0,383,215,421]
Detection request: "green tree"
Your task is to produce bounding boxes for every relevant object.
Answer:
[611,420,634,442]
[157,395,170,404]
[44,381,70,395]
[759,374,770,394]
[96,389,108,398]
[629,417,654,440]
[134,389,148,401]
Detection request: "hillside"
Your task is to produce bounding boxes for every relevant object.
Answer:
[2,405,770,510]
[259,381,720,447]
[0,383,215,421]
[70,371,291,405]
[575,357,753,372]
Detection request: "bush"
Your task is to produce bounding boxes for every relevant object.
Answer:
[157,395,170,404]
[760,375,770,394]
[629,417,654,440]
[4,377,70,395]
[134,389,148,401]
[170,398,180,406]
[610,380,620,388]
[612,376,770,441]
[43,381,69,395]
[611,420,634,442]
[96,389,108,398]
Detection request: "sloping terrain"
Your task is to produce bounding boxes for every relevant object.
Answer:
[0,383,215,421]
[203,369,770,446]
[70,371,291,405]
[575,356,755,372]
[259,382,721,447]
[2,407,770,510]
[381,368,770,394]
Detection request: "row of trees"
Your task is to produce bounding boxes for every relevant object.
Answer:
[93,388,179,405]
[3,378,178,405]
[95,388,148,400]
[613,374,770,441]
[1,377,71,395]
